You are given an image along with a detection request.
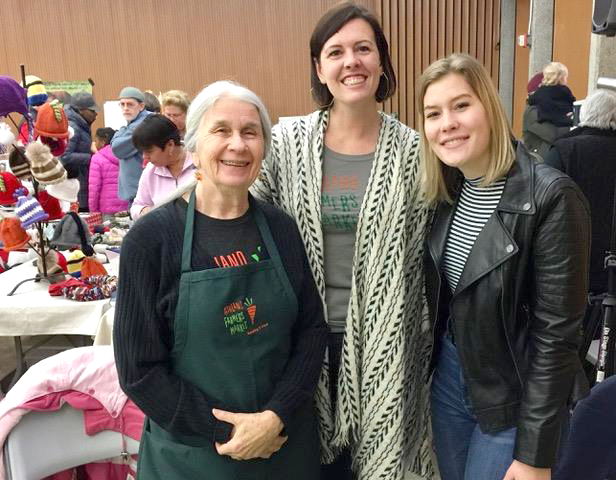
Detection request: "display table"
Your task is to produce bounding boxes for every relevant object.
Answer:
[0,253,119,386]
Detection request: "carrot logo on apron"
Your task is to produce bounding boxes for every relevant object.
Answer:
[223,297,269,336]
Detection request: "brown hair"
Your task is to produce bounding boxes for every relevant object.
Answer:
[309,1,395,107]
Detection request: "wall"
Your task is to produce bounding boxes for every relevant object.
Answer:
[0,0,371,133]
[376,0,501,128]
[1,0,505,133]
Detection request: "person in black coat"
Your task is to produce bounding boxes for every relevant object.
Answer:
[527,62,575,127]
[61,92,100,211]
[545,88,616,294]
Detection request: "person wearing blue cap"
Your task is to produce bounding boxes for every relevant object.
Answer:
[61,91,100,211]
[110,86,152,207]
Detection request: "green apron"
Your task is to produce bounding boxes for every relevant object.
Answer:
[137,191,319,479]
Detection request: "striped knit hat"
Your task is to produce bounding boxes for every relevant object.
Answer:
[25,141,67,185]
[14,188,49,228]
[8,146,32,180]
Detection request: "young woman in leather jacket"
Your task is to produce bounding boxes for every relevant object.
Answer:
[418,53,591,480]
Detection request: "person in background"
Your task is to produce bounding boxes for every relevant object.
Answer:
[114,80,326,479]
[88,127,129,214]
[161,90,190,138]
[251,3,432,479]
[528,62,575,127]
[130,114,195,220]
[110,86,152,205]
[545,89,616,375]
[419,53,590,480]
[143,90,161,113]
[61,92,100,212]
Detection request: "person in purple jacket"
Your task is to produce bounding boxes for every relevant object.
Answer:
[88,128,130,214]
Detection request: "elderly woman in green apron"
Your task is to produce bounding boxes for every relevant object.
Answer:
[114,80,327,479]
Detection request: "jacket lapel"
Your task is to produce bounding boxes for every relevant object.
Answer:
[451,142,535,296]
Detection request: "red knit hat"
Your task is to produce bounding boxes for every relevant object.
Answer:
[38,190,64,220]
[34,100,69,139]
[0,217,31,251]
[0,172,28,206]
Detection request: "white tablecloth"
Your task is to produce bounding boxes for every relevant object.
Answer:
[0,254,119,337]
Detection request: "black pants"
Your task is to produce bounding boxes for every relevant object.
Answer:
[320,332,356,480]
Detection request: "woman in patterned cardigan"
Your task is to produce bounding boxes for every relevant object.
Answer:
[251,3,432,479]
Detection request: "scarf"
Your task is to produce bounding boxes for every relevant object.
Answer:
[251,109,434,479]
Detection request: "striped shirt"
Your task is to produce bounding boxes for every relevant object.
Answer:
[443,176,506,292]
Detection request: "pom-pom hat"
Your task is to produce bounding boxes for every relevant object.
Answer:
[25,141,67,185]
[0,217,31,251]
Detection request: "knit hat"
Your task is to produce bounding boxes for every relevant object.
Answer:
[22,75,48,107]
[8,146,32,180]
[35,100,69,139]
[0,217,31,251]
[46,178,79,202]
[14,188,49,228]
[66,249,85,277]
[25,141,67,185]
[81,255,107,279]
[51,212,93,252]
[37,249,68,281]
[0,172,27,206]
[118,86,144,103]
[37,190,64,220]
[0,76,30,118]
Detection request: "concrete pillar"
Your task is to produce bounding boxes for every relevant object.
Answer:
[529,0,554,77]
[499,0,516,122]
[587,33,616,95]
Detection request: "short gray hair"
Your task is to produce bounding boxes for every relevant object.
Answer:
[579,89,616,130]
[184,81,272,157]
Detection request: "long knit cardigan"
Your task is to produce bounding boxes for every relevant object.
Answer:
[251,109,434,479]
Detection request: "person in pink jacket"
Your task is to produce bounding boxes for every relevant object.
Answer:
[88,128,130,213]
[130,114,195,220]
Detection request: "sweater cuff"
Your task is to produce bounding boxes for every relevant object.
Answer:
[213,419,234,444]
[263,399,289,431]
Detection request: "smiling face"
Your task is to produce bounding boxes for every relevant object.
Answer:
[195,97,264,193]
[423,73,491,179]
[316,18,382,108]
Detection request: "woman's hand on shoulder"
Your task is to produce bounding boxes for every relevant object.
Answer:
[213,408,287,460]
[503,460,551,480]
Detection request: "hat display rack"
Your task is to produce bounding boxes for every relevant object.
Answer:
[3,65,66,295]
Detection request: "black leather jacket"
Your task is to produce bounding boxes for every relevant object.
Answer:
[425,142,591,468]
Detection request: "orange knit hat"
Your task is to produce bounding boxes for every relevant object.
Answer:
[0,217,31,251]
[34,100,69,139]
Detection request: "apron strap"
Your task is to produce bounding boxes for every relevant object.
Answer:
[252,202,298,314]
[181,189,197,273]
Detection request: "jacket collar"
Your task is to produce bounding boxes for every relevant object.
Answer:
[497,141,536,215]
[427,141,536,295]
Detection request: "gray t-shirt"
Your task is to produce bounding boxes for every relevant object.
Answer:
[321,146,373,333]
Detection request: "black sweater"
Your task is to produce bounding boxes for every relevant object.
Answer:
[113,196,327,445]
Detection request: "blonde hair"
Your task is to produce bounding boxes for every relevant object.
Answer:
[542,62,568,86]
[160,90,191,113]
[417,53,515,205]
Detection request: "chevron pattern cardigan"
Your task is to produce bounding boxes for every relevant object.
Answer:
[251,109,434,479]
